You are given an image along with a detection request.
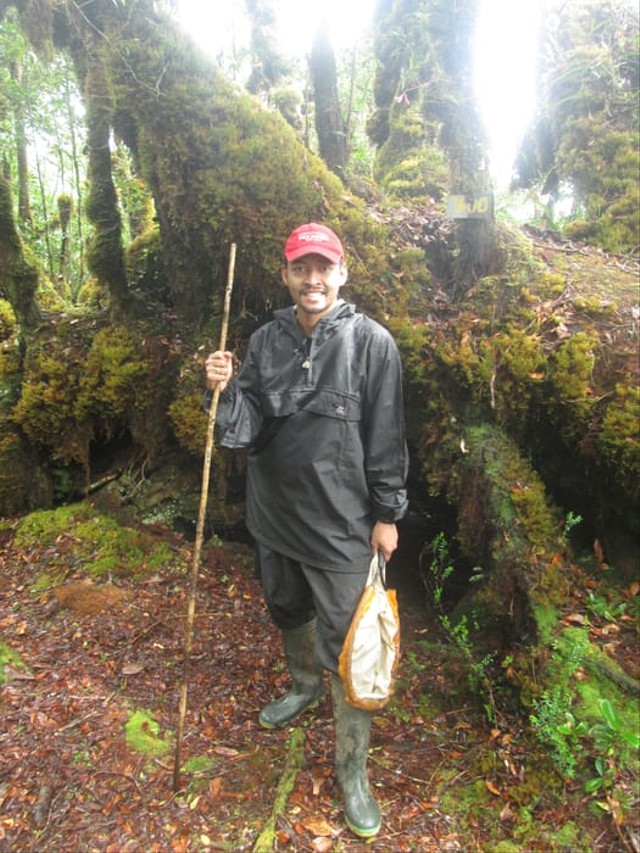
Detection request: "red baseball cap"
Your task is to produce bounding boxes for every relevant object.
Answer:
[283,222,344,264]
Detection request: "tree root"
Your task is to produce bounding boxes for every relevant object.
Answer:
[252,727,306,852]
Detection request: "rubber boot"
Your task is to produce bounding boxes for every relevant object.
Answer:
[259,619,324,729]
[331,674,381,838]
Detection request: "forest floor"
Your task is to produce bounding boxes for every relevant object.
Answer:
[1,514,638,853]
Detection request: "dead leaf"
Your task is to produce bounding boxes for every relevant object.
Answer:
[311,837,334,853]
[499,803,514,822]
[594,539,608,570]
[212,745,239,757]
[2,665,35,681]
[485,780,501,797]
[564,613,586,625]
[303,817,334,837]
[121,662,144,675]
[209,778,223,798]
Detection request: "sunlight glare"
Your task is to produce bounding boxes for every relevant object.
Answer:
[176,0,543,188]
[474,0,542,188]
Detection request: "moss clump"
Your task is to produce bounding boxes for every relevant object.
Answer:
[12,318,178,471]
[597,384,640,493]
[547,332,599,434]
[124,709,172,756]
[12,328,92,464]
[167,352,209,455]
[76,326,151,423]
[14,502,176,582]
[125,225,169,302]
[0,299,17,342]
[0,641,26,683]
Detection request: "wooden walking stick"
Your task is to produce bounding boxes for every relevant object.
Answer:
[173,243,236,792]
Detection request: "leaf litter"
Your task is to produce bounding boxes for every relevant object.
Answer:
[0,517,637,852]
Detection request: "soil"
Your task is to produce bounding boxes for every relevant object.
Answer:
[0,522,638,853]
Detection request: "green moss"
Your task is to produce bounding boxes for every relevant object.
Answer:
[0,641,26,683]
[462,425,561,554]
[530,603,561,648]
[538,272,566,298]
[124,709,172,756]
[552,823,583,850]
[167,354,210,456]
[0,299,16,341]
[14,502,176,581]
[76,325,151,423]
[13,318,178,468]
[183,756,218,775]
[12,329,91,464]
[437,774,495,831]
[597,384,640,491]
[547,332,599,431]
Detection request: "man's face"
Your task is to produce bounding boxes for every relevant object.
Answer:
[281,253,348,320]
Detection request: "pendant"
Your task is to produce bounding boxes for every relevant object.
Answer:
[302,359,310,369]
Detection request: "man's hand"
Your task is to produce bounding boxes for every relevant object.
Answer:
[205,351,234,391]
[370,521,398,563]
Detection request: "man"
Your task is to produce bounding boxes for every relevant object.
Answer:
[205,222,408,838]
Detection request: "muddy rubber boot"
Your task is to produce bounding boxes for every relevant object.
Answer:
[259,619,324,729]
[331,674,381,838]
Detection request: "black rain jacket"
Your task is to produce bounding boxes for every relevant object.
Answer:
[214,300,408,572]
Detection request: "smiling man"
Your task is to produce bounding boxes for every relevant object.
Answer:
[205,222,408,838]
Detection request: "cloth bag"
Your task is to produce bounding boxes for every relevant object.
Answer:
[338,553,400,711]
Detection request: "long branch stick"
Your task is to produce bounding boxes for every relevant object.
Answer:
[173,243,236,792]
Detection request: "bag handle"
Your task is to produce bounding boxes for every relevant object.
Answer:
[368,552,387,588]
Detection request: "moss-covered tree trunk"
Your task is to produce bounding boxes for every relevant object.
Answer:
[0,173,40,328]
[83,56,130,314]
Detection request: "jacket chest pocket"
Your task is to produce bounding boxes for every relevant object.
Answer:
[261,388,361,421]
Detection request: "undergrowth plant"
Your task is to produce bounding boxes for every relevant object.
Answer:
[531,676,640,825]
[423,532,497,721]
[529,687,587,779]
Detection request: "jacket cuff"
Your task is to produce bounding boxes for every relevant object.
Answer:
[371,503,408,524]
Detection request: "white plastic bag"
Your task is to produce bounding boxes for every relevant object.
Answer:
[338,554,400,711]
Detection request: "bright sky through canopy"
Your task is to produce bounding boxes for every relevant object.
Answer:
[176,0,542,188]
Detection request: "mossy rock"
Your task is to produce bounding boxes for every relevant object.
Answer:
[14,501,177,586]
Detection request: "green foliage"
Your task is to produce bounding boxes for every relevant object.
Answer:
[515,0,639,252]
[561,510,583,545]
[588,698,640,756]
[530,623,640,807]
[423,532,497,721]
[530,688,588,779]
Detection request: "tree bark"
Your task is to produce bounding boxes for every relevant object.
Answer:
[11,59,32,225]
[310,17,347,178]
[83,56,130,313]
[0,172,41,328]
